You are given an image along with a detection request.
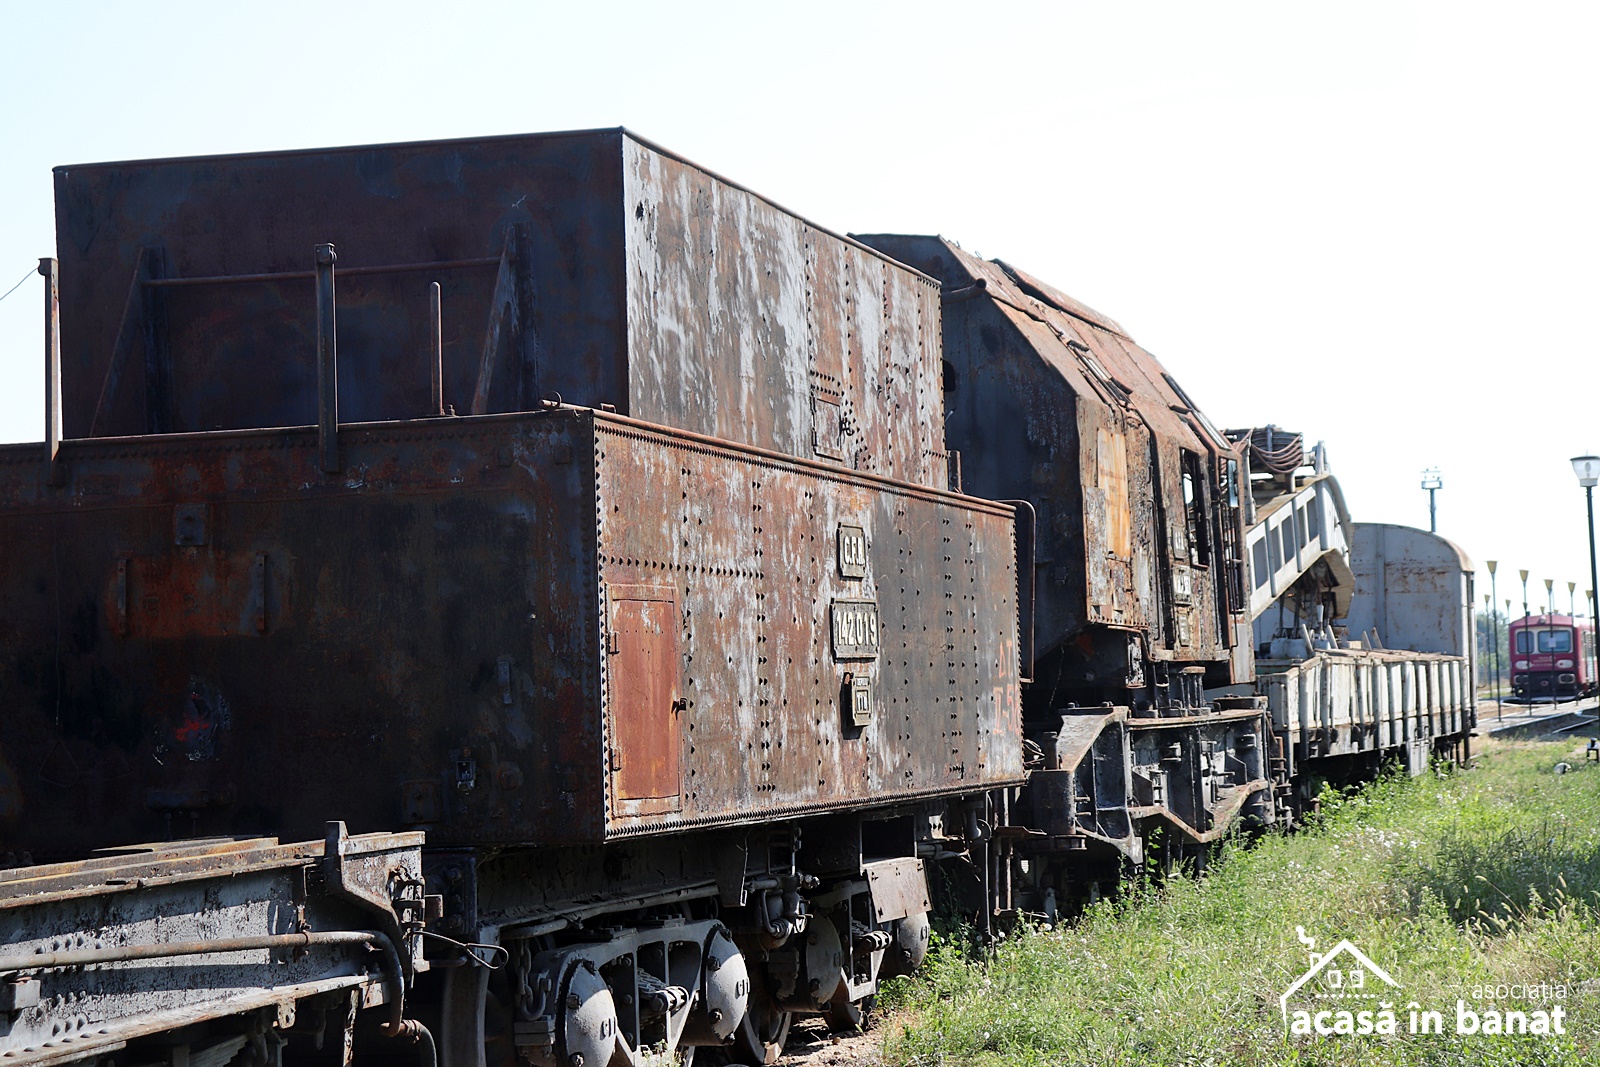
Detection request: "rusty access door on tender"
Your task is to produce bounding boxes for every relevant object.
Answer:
[607,585,683,816]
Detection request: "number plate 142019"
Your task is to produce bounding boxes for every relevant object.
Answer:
[830,599,880,660]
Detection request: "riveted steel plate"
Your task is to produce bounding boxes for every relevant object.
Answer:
[864,857,930,922]
[0,406,1021,857]
[56,131,947,490]
[592,413,1023,838]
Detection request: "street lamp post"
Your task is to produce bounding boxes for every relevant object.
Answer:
[1573,457,1600,716]
[1590,589,1598,701]
[1507,597,1515,695]
[1482,592,1492,714]
[1545,578,1555,616]
[1520,569,1530,621]
[1487,561,1502,717]
[1421,469,1443,533]
[1570,581,1577,619]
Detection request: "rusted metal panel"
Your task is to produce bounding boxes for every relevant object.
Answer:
[0,830,423,1067]
[607,587,683,812]
[989,259,1128,338]
[855,233,1250,710]
[624,141,813,463]
[593,416,1023,838]
[0,406,1019,861]
[863,857,930,922]
[667,207,949,490]
[110,545,287,640]
[1095,426,1131,559]
[55,131,631,437]
[53,131,945,488]
[0,413,607,858]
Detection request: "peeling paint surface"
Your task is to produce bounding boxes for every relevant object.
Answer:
[0,409,1020,861]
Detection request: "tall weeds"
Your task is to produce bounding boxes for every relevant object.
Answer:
[877,741,1600,1067]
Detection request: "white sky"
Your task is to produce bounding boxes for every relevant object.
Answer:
[0,0,1596,615]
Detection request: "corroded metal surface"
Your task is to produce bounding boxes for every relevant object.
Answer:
[1022,704,1274,865]
[623,143,946,488]
[1346,522,1475,658]
[0,830,422,1067]
[0,408,1019,860]
[53,130,945,488]
[593,417,1022,837]
[853,234,1252,712]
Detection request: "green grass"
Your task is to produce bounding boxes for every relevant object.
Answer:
[875,739,1600,1066]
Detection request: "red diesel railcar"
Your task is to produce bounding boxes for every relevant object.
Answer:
[1509,613,1598,700]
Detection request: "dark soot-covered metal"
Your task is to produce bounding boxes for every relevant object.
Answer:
[0,131,1022,861]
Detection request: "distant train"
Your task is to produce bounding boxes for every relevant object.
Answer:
[1509,613,1598,700]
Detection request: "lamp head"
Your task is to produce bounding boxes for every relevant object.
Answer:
[1573,455,1600,488]
[1421,468,1443,491]
[1487,559,1497,576]
[1520,569,1529,583]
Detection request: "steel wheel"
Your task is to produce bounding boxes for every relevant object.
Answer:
[730,1004,791,1066]
[727,963,791,1066]
[439,965,518,1067]
[823,993,872,1033]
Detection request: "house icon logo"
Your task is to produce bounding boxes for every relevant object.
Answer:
[1280,927,1400,1028]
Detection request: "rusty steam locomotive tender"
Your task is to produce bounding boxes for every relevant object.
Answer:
[0,128,1324,1067]
[0,131,1023,1067]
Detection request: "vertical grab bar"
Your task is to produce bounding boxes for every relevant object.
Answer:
[40,258,62,476]
[315,244,339,473]
[429,281,444,417]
